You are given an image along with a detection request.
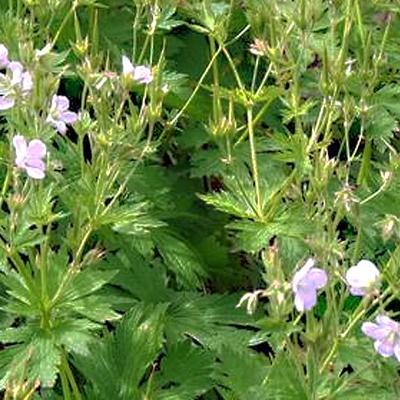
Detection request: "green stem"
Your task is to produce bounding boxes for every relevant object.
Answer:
[221,45,244,90]
[251,55,260,93]
[0,168,11,206]
[51,4,75,47]
[319,287,391,373]
[61,353,82,400]
[169,47,222,126]
[60,367,72,400]
[209,36,221,121]
[356,137,371,186]
[50,225,92,308]
[247,108,262,218]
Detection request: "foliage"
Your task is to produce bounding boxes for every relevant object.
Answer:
[0,0,399,399]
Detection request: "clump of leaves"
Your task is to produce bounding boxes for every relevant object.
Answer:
[0,0,400,399]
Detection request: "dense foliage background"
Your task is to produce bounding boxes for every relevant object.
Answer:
[1,0,400,398]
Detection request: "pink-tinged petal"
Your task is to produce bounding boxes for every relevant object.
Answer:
[374,338,395,357]
[60,111,78,124]
[349,286,366,296]
[53,95,70,112]
[55,120,67,135]
[376,315,399,330]
[345,266,365,287]
[133,65,153,84]
[27,139,46,159]
[25,165,45,179]
[0,44,9,68]
[13,135,27,158]
[25,158,45,180]
[21,71,32,93]
[346,260,379,288]
[122,55,134,76]
[294,287,317,312]
[307,268,328,289]
[0,96,14,110]
[361,321,389,341]
[25,157,45,170]
[292,258,315,290]
[357,259,380,275]
[8,61,23,84]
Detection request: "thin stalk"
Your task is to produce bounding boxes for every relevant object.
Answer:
[221,45,244,90]
[51,4,76,48]
[209,36,222,121]
[101,120,155,216]
[247,107,262,218]
[234,96,276,147]
[0,167,11,206]
[50,225,93,308]
[255,63,273,97]
[251,55,260,93]
[168,24,250,127]
[60,367,72,400]
[61,353,82,400]
[170,47,222,126]
[319,287,391,373]
[356,136,371,186]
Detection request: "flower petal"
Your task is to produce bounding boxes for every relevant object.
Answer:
[133,65,153,84]
[0,96,14,110]
[307,268,328,289]
[349,286,365,296]
[361,321,389,341]
[374,338,394,357]
[54,120,67,135]
[13,135,27,161]
[294,287,317,312]
[21,71,33,93]
[53,95,70,112]
[27,139,46,159]
[292,258,315,290]
[122,55,134,76]
[0,44,9,68]
[8,61,23,84]
[25,158,45,179]
[346,260,379,288]
[25,165,45,179]
[345,265,364,287]
[376,315,399,330]
[60,111,78,124]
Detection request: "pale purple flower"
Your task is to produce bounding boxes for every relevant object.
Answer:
[46,95,78,135]
[0,61,32,110]
[122,56,153,84]
[0,44,9,68]
[345,259,380,296]
[292,258,328,312]
[362,315,400,361]
[13,135,47,179]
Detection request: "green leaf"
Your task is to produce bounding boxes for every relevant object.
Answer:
[152,230,207,289]
[74,303,166,400]
[57,268,117,305]
[28,334,61,388]
[165,293,257,350]
[215,347,269,400]
[153,341,215,399]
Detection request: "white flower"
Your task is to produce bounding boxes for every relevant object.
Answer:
[122,56,153,84]
[345,259,380,296]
